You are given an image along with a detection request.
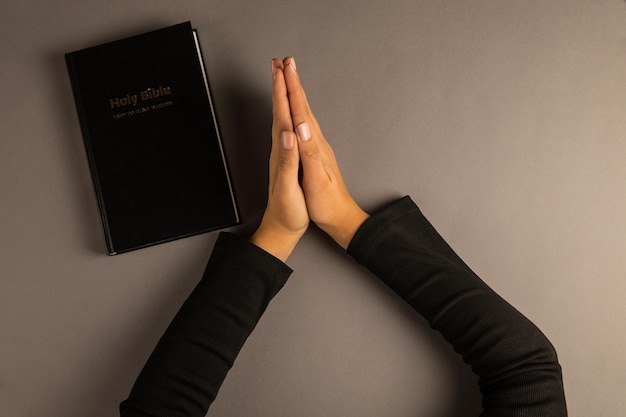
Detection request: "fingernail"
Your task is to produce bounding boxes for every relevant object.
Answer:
[271,59,277,78]
[296,122,311,141]
[289,57,297,73]
[281,131,294,150]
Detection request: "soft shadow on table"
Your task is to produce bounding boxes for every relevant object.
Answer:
[215,73,272,238]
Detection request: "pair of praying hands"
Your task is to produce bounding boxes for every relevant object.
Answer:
[249,57,369,261]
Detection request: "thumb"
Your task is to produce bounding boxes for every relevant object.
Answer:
[274,131,300,189]
[295,121,325,183]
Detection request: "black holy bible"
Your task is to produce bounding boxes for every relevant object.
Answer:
[66,22,239,255]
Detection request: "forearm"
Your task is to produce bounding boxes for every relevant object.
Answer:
[120,233,292,417]
[348,196,567,416]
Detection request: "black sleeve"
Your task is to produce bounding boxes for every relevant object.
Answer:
[119,232,292,417]
[348,196,567,417]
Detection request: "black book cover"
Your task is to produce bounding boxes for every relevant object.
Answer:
[66,22,239,255]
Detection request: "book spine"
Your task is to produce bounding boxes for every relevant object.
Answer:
[192,31,240,225]
[65,54,117,255]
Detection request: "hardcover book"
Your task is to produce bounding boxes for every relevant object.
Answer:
[66,22,239,255]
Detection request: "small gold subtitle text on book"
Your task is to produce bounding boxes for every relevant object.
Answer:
[110,86,174,120]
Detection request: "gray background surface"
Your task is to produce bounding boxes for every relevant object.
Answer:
[1,1,625,416]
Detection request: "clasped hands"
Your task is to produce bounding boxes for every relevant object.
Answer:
[249,57,369,261]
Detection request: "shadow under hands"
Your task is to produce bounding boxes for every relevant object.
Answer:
[214,73,272,238]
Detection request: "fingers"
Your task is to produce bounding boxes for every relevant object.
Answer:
[272,59,292,133]
[271,60,302,194]
[273,131,300,193]
[283,57,310,125]
[270,59,294,185]
[281,57,326,182]
[283,57,322,134]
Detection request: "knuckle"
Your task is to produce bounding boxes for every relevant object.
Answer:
[278,153,293,171]
[302,146,319,159]
[291,108,311,121]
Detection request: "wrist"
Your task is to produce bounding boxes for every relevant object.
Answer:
[324,205,369,250]
[249,223,304,262]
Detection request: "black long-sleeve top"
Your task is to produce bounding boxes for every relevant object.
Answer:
[120,196,567,416]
